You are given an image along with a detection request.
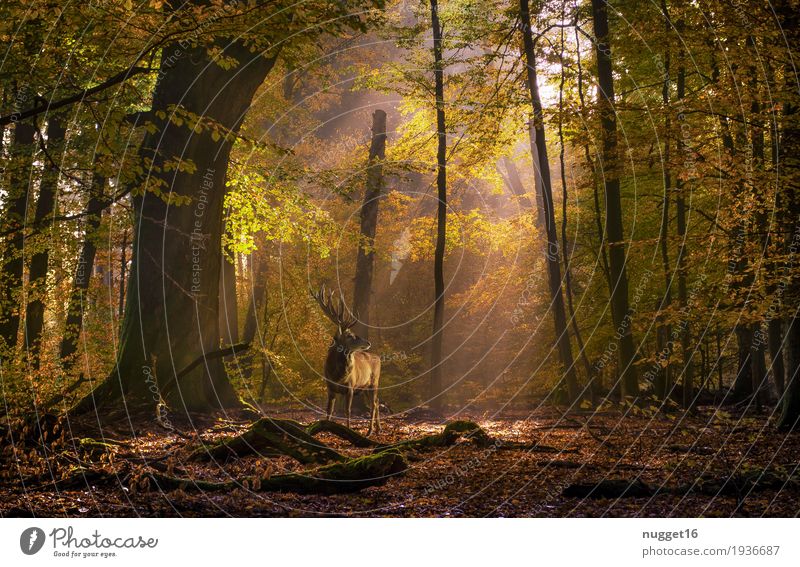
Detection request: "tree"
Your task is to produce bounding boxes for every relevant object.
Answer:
[429,0,447,412]
[353,109,387,340]
[518,0,579,403]
[72,1,381,414]
[24,117,66,367]
[591,0,638,397]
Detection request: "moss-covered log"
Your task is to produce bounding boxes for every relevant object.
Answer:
[190,418,345,464]
[146,449,407,494]
[305,419,380,448]
[374,420,494,453]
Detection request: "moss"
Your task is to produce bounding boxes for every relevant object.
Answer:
[190,417,345,464]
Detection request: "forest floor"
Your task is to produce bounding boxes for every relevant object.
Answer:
[2,404,800,517]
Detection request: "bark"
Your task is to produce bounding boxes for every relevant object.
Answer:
[656,0,673,402]
[575,26,611,296]
[219,230,239,346]
[499,157,538,222]
[25,117,66,367]
[429,0,447,411]
[776,0,800,430]
[243,246,267,344]
[59,175,107,366]
[72,41,278,414]
[353,109,387,339]
[0,120,36,350]
[118,228,128,320]
[591,0,638,397]
[675,45,693,409]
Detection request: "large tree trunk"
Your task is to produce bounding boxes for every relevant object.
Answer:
[429,0,447,412]
[519,0,578,403]
[59,175,107,367]
[0,120,36,351]
[25,117,66,367]
[73,41,277,414]
[353,109,387,340]
[591,0,639,397]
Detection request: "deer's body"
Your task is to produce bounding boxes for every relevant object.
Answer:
[324,348,381,434]
[312,285,381,435]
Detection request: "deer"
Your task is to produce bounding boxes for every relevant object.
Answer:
[311,285,381,435]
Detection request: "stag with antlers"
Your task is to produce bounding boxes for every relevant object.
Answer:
[311,285,381,435]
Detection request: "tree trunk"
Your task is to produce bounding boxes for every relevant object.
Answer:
[499,157,538,223]
[517,0,578,403]
[675,47,693,409]
[655,0,673,403]
[429,0,447,412]
[219,230,239,346]
[0,120,36,350]
[72,41,277,414]
[775,0,800,430]
[59,175,106,367]
[118,227,128,320]
[243,246,267,344]
[591,0,639,397]
[24,117,66,367]
[557,24,593,399]
[353,109,387,340]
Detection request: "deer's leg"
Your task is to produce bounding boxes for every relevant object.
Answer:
[326,390,335,421]
[346,387,354,429]
[367,388,375,436]
[373,386,381,433]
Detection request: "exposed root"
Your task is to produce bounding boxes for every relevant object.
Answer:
[144,450,407,495]
[305,419,380,448]
[190,417,345,464]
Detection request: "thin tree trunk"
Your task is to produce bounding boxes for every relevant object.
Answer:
[656,0,673,402]
[0,120,36,350]
[519,0,578,403]
[591,0,639,397]
[118,227,128,321]
[220,225,239,346]
[429,0,447,412]
[574,27,611,292]
[353,109,387,340]
[674,41,693,409]
[556,20,592,399]
[60,175,106,367]
[776,0,800,430]
[24,117,66,367]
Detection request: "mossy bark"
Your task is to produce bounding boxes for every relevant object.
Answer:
[190,418,345,464]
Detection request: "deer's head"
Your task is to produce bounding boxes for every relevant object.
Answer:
[311,285,371,356]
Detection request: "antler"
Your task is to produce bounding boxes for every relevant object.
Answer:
[310,284,357,330]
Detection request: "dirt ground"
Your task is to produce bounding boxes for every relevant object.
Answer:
[2,405,799,517]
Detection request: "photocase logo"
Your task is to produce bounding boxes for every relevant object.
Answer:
[20,527,46,555]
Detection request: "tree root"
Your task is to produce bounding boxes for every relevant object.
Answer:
[144,450,407,495]
[305,419,380,448]
[190,417,345,464]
